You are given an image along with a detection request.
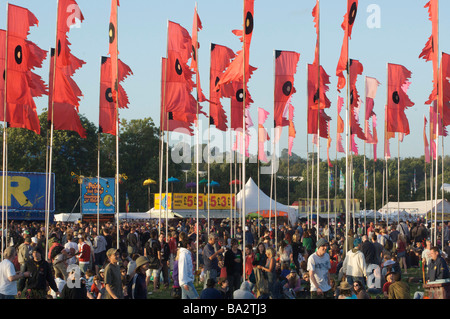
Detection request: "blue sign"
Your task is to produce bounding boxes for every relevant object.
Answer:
[0,172,55,221]
[81,177,115,215]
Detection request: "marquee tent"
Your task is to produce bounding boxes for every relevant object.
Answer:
[236,178,299,225]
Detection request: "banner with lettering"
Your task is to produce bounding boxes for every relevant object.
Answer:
[81,177,115,215]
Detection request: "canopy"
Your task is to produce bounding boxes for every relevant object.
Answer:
[379,199,450,222]
[235,178,299,225]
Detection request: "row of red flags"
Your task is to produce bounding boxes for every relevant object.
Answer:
[0,0,131,140]
[4,0,446,167]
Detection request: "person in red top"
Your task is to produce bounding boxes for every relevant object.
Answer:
[168,230,178,270]
[382,271,394,298]
[396,234,408,274]
[244,244,255,280]
[78,234,92,274]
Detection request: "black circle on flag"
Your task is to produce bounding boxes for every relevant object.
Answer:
[175,59,183,76]
[57,40,62,57]
[14,45,23,65]
[282,81,292,96]
[215,77,221,92]
[313,89,320,103]
[348,2,357,26]
[109,23,116,44]
[245,11,254,35]
[236,89,244,102]
[192,45,197,61]
[392,91,400,104]
[105,88,114,103]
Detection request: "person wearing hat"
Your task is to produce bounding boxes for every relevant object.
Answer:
[17,247,59,299]
[337,280,357,299]
[307,237,333,299]
[127,256,149,299]
[341,237,367,288]
[104,248,123,299]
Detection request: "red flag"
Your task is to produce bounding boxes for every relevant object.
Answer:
[327,122,333,168]
[336,0,358,92]
[312,0,320,66]
[274,50,300,127]
[4,5,47,134]
[336,96,345,154]
[191,5,206,103]
[307,63,331,110]
[230,81,253,130]
[386,63,414,135]
[109,0,119,101]
[308,109,331,139]
[258,107,270,162]
[49,0,86,137]
[164,21,203,124]
[424,116,430,163]
[216,0,255,90]
[99,56,132,135]
[209,43,235,131]
[420,0,439,107]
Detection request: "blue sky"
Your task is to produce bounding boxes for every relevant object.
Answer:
[1,0,449,161]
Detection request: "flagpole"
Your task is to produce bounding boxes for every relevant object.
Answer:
[194,3,200,267]
[159,55,168,237]
[306,63,310,228]
[257,110,261,238]
[316,0,321,241]
[242,0,248,275]
[398,134,400,225]
[364,78,367,229]
[345,34,350,254]
[1,2,9,260]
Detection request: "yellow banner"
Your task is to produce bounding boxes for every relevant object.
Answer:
[154,193,235,210]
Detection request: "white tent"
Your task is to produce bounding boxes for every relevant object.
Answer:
[378,199,450,222]
[236,178,299,225]
[53,211,178,223]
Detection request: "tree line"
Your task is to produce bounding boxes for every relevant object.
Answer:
[1,112,449,214]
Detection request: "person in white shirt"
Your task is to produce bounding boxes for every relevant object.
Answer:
[64,233,79,265]
[0,247,30,299]
[178,238,199,299]
[307,238,332,299]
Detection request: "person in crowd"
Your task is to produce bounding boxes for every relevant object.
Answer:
[307,238,333,299]
[233,281,255,299]
[353,280,370,299]
[224,238,243,294]
[341,238,367,287]
[178,238,199,299]
[257,246,278,298]
[427,246,450,282]
[200,278,223,299]
[18,247,59,299]
[0,247,31,299]
[128,256,149,299]
[388,272,410,299]
[337,280,357,299]
[202,233,224,289]
[103,248,123,299]
[396,234,408,274]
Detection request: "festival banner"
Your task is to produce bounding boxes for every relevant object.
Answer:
[81,177,115,215]
[154,193,235,210]
[0,172,55,220]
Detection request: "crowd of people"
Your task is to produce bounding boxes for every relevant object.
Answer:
[0,216,449,299]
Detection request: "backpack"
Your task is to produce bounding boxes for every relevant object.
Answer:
[384,236,393,251]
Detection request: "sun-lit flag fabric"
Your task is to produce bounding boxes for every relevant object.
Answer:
[5,5,47,134]
[336,0,358,92]
[312,0,320,67]
[386,63,414,135]
[99,56,132,135]
[424,116,430,163]
[216,0,255,90]
[258,107,270,162]
[191,6,207,103]
[274,50,300,128]
[48,0,86,137]
[209,43,235,131]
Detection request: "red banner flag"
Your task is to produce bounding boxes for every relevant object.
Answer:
[209,43,235,131]
[386,63,414,135]
[99,56,132,135]
[274,50,300,128]
[424,116,430,163]
[307,64,331,110]
[5,5,47,134]
[258,107,270,162]
[312,0,320,66]
[108,0,119,101]
[336,0,358,92]
[216,0,255,90]
[191,5,206,103]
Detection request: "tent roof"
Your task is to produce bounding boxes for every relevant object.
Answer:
[236,178,298,225]
[379,199,450,215]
